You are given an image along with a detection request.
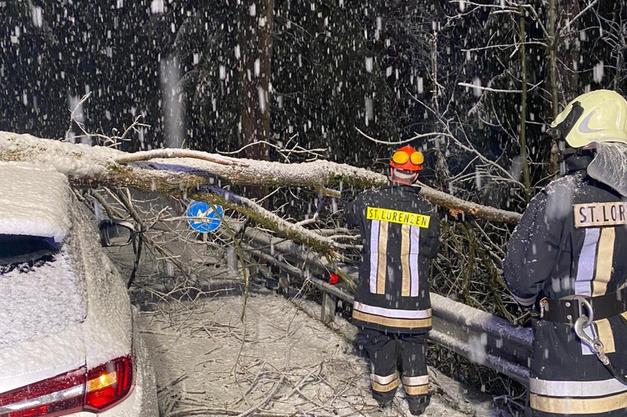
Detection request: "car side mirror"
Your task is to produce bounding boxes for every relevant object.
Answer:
[99,220,136,247]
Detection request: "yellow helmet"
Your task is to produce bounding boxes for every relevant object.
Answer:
[550,89,627,148]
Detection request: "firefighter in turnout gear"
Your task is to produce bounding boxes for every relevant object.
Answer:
[346,145,440,415]
[503,90,627,417]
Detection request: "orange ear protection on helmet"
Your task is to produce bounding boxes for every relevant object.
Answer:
[389,145,424,171]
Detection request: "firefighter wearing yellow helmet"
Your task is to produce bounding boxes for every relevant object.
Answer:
[346,145,440,415]
[504,89,627,417]
[549,89,627,148]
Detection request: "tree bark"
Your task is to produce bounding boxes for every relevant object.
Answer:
[559,0,581,102]
[518,6,531,201]
[0,131,523,240]
[547,0,560,175]
[238,0,273,161]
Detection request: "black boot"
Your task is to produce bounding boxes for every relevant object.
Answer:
[408,395,430,416]
[377,399,392,409]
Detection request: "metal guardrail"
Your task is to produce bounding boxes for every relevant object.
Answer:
[430,293,531,384]
[245,229,532,385]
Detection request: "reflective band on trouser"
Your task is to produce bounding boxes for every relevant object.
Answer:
[530,378,627,414]
[371,373,400,393]
[402,375,429,396]
[352,302,432,329]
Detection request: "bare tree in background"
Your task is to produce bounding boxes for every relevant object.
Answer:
[238,0,273,161]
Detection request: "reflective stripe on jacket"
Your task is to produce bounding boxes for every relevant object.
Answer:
[503,158,627,416]
[347,184,440,334]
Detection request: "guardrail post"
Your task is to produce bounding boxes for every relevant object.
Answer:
[321,292,337,324]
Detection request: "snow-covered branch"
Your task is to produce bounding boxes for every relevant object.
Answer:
[0,131,522,248]
[115,149,247,167]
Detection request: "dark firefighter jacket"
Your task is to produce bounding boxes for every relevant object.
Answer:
[346,184,440,334]
[504,154,627,417]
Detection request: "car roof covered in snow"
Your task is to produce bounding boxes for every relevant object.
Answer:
[0,163,71,243]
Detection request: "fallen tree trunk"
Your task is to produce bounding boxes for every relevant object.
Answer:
[0,131,523,260]
[0,131,339,257]
[0,131,522,225]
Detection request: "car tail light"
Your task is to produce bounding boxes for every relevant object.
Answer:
[0,357,133,417]
[84,356,133,411]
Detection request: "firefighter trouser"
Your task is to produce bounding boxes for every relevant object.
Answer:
[359,328,430,407]
[529,314,627,417]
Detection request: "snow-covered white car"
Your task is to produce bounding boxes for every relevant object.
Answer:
[0,163,158,417]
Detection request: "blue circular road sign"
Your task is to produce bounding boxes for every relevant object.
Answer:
[186,200,224,233]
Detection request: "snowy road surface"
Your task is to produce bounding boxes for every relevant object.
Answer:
[138,293,492,416]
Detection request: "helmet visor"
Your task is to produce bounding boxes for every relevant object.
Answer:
[410,151,424,165]
[392,150,410,165]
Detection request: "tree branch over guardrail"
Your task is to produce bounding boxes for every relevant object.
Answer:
[0,131,522,256]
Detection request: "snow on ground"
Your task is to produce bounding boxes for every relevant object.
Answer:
[103,197,494,417]
[137,292,491,417]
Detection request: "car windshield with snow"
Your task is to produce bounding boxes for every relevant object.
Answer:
[0,235,87,348]
[0,234,58,271]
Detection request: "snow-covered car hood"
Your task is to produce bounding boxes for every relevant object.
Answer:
[0,163,71,243]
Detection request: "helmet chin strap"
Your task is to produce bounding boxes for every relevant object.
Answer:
[559,139,567,176]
